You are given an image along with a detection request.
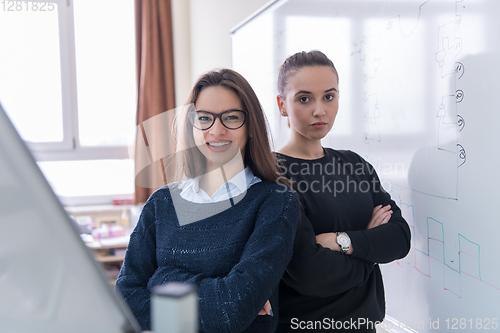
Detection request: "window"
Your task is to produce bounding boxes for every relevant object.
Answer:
[0,0,69,149]
[0,0,136,204]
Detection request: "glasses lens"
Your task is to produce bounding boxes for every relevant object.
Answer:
[221,110,246,129]
[189,111,214,130]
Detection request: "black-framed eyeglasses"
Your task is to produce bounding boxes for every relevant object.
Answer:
[188,109,248,130]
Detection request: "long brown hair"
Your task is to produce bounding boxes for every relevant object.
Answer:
[176,68,290,187]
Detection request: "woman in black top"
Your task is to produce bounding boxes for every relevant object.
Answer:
[274,50,411,332]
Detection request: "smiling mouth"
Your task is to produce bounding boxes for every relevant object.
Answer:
[208,142,231,147]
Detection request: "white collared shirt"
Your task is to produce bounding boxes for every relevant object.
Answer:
[179,166,262,203]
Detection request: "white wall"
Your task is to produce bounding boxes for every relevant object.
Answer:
[172,0,271,107]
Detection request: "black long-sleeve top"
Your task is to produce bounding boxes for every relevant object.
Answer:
[275,148,411,332]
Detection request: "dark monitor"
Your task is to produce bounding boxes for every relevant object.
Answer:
[0,102,141,333]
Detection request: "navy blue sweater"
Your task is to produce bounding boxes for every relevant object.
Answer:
[115,181,300,332]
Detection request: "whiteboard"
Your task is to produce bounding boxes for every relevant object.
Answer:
[231,0,500,331]
[0,102,141,333]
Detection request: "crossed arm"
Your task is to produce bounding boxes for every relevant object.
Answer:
[116,190,300,332]
[315,204,393,252]
[283,176,410,298]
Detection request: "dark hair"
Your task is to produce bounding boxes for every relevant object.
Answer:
[176,68,290,187]
[277,50,339,97]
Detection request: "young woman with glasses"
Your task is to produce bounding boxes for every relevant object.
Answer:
[274,50,411,332]
[116,68,300,333]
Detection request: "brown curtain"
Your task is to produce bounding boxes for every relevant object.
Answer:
[134,0,176,204]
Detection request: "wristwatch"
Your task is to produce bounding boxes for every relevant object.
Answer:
[336,232,351,254]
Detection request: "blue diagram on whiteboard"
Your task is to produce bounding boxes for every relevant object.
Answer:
[393,198,500,300]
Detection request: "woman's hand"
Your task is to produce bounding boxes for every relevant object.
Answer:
[315,233,353,254]
[367,205,392,230]
[258,300,272,316]
[315,233,341,251]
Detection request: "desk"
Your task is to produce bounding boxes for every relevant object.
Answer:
[87,239,128,284]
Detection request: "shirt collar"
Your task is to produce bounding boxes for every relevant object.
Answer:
[182,166,256,195]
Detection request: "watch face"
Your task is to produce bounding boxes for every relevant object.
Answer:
[338,236,349,246]
[337,233,351,248]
